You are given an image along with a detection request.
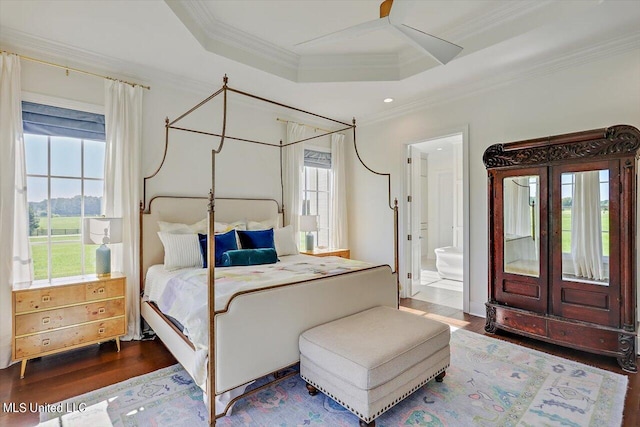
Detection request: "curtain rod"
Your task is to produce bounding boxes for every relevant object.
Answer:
[276,117,333,134]
[1,50,151,90]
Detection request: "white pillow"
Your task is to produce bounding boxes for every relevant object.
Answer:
[157,232,202,271]
[158,218,207,234]
[189,218,208,234]
[247,217,279,231]
[274,225,299,256]
[214,220,246,234]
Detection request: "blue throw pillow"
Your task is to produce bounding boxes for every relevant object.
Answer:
[220,248,278,267]
[198,230,238,267]
[237,229,275,250]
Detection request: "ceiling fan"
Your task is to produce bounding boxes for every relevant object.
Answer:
[296,0,463,65]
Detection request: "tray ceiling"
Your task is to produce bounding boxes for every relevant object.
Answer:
[1,0,638,120]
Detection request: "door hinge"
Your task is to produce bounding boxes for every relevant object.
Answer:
[407,157,412,164]
[407,272,412,279]
[408,195,412,202]
[407,234,412,241]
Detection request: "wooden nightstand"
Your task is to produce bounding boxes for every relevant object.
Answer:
[301,248,350,259]
[12,273,126,378]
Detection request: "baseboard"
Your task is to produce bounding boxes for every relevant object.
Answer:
[468,300,486,318]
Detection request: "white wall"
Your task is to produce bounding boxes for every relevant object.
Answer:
[20,61,285,215]
[348,48,640,316]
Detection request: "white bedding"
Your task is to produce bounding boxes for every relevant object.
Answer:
[143,254,373,391]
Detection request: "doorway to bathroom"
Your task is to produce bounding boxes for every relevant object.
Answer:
[405,131,467,311]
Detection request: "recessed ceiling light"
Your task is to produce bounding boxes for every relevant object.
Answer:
[383,98,394,103]
[436,148,443,151]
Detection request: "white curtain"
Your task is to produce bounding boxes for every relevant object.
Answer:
[571,171,605,280]
[104,80,143,340]
[282,123,305,233]
[330,133,348,249]
[0,53,32,368]
[504,177,531,237]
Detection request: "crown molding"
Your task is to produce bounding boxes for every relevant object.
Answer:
[360,32,640,125]
[164,0,454,82]
[4,24,638,128]
[441,0,553,43]
[185,1,299,69]
[0,27,217,96]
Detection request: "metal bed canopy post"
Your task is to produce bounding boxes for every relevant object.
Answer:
[351,119,400,299]
[144,74,400,426]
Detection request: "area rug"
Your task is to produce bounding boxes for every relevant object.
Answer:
[40,329,627,426]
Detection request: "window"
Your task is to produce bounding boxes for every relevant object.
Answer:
[302,149,332,248]
[23,101,106,281]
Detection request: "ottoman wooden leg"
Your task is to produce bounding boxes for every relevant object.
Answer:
[435,370,446,382]
[305,383,319,396]
[359,420,375,427]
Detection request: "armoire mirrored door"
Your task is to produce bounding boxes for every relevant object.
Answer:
[550,160,620,327]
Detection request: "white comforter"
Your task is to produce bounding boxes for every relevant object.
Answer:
[144,254,372,391]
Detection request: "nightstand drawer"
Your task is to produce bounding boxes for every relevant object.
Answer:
[15,298,125,336]
[14,284,86,314]
[15,317,125,359]
[86,279,125,301]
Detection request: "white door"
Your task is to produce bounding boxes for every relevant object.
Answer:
[420,158,429,256]
[408,146,422,292]
[437,171,454,248]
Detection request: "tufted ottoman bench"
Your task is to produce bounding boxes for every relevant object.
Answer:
[299,306,450,426]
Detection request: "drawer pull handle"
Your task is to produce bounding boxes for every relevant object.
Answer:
[42,317,50,325]
[98,308,106,314]
[504,317,508,321]
[42,339,50,346]
[97,288,105,294]
[98,327,105,334]
[42,295,51,303]
[560,331,566,336]
[599,338,605,344]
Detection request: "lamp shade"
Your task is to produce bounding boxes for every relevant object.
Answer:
[83,217,123,245]
[299,215,318,233]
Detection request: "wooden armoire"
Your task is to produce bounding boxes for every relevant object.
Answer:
[483,125,638,372]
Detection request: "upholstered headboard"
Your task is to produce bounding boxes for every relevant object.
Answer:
[141,196,282,285]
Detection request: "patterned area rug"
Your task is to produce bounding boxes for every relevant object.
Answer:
[40,329,627,426]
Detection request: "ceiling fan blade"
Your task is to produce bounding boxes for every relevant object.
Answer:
[387,0,411,25]
[393,24,463,64]
[295,17,389,48]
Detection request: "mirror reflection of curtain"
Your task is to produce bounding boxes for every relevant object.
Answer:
[504,177,531,237]
[571,171,604,280]
[532,178,540,261]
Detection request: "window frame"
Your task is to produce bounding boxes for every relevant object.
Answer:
[302,144,333,249]
[22,94,106,282]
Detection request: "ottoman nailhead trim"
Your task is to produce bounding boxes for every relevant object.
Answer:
[301,364,449,423]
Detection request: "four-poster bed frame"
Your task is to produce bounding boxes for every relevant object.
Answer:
[139,76,399,425]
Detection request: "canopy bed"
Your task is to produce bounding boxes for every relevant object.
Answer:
[139,76,399,425]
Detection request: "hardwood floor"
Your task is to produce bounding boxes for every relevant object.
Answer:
[0,339,176,427]
[0,299,637,426]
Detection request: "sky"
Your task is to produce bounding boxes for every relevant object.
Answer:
[25,134,105,203]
